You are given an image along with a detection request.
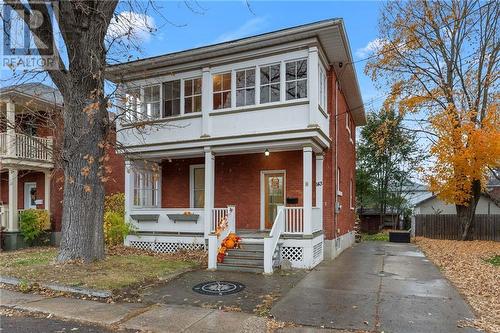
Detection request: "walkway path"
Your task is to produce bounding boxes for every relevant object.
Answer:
[271,241,478,333]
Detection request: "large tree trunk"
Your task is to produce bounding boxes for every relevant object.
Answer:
[456,179,481,241]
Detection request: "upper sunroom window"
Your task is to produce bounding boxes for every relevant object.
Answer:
[286,59,307,100]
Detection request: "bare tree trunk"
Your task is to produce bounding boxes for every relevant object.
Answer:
[456,179,481,241]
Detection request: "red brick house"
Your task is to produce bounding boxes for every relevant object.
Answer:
[0,83,124,249]
[107,19,365,273]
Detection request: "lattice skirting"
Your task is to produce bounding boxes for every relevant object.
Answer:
[126,235,206,254]
[281,246,304,263]
[280,234,324,269]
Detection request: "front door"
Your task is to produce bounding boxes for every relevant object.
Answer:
[264,172,285,229]
[24,183,37,209]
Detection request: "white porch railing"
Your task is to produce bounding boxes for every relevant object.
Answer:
[312,207,322,233]
[208,206,236,269]
[284,207,304,234]
[264,205,285,274]
[0,132,53,162]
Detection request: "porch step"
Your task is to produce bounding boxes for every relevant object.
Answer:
[217,263,264,274]
[226,249,263,257]
[238,242,264,251]
[223,256,264,266]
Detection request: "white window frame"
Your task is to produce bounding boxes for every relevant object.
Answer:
[189,164,205,208]
[337,167,343,197]
[346,112,354,144]
[319,65,327,110]
[163,80,181,117]
[212,72,232,110]
[181,76,203,114]
[124,88,141,122]
[259,63,281,104]
[143,84,161,119]
[235,68,256,107]
[285,58,308,101]
[132,164,160,208]
[350,178,354,210]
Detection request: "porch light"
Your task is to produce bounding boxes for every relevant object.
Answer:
[264,149,270,157]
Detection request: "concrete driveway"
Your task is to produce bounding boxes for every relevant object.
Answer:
[271,241,478,333]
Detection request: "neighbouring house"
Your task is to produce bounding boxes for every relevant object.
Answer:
[357,208,401,234]
[413,193,500,215]
[107,19,366,273]
[0,83,125,250]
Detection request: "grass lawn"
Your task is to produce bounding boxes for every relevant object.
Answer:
[0,247,203,291]
[415,238,499,333]
[361,232,389,242]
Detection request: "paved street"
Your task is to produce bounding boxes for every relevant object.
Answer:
[271,241,478,333]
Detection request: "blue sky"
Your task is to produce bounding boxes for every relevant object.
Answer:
[124,0,384,112]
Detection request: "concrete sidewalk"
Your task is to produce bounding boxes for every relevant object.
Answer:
[271,242,479,333]
[0,289,266,332]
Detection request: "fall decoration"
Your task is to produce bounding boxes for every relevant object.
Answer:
[216,234,242,263]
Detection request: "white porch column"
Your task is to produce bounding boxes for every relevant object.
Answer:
[124,160,133,221]
[6,100,16,157]
[315,154,324,210]
[44,171,51,213]
[303,146,313,235]
[8,168,18,231]
[308,46,319,126]
[201,67,211,138]
[204,148,215,238]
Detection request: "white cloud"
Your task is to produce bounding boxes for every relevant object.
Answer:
[355,38,386,59]
[214,17,267,43]
[107,11,156,43]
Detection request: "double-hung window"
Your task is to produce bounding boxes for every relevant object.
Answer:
[144,85,161,119]
[190,165,205,208]
[125,89,141,122]
[133,166,160,207]
[213,73,231,110]
[163,80,181,117]
[184,78,202,113]
[260,64,280,104]
[286,59,307,100]
[236,68,255,107]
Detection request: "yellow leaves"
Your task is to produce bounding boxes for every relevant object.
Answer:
[83,184,92,193]
[426,106,500,205]
[81,166,90,177]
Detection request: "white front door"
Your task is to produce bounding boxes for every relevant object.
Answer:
[24,182,37,209]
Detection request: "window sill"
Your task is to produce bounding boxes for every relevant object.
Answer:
[121,112,202,127]
[337,191,343,197]
[210,99,309,116]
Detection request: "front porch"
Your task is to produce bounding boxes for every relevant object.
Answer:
[124,146,325,272]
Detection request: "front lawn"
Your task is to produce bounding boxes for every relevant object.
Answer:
[0,246,204,291]
[415,238,499,333]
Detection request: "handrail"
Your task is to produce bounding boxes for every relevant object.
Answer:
[207,205,236,270]
[0,132,53,162]
[264,205,285,274]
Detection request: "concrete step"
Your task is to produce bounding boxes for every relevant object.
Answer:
[227,249,264,257]
[217,263,264,274]
[223,256,264,266]
[238,243,264,251]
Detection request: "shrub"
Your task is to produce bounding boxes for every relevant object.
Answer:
[19,209,50,242]
[103,193,133,246]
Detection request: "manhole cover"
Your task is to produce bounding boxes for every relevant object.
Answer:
[192,281,245,296]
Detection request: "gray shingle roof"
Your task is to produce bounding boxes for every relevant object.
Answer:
[0,83,63,106]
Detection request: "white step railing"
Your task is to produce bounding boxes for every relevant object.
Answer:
[264,205,285,274]
[208,206,236,270]
[0,132,53,162]
[284,207,304,234]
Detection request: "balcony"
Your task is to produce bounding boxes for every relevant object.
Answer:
[0,132,54,167]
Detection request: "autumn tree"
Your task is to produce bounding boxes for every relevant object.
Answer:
[366,0,500,239]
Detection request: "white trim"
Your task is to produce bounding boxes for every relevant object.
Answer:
[260,170,287,231]
[189,164,205,208]
[24,182,37,209]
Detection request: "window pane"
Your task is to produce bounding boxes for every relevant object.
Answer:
[297,60,307,79]
[164,82,172,100]
[173,81,180,97]
[185,97,192,113]
[236,89,245,107]
[222,73,231,91]
[213,93,222,109]
[246,69,255,86]
[260,67,269,85]
[222,91,231,108]
[236,71,245,89]
[194,78,202,94]
[246,88,255,105]
[297,79,307,98]
[194,96,202,112]
[286,62,296,81]
[172,99,180,115]
[194,189,204,208]
[213,75,222,92]
[260,86,269,103]
[164,100,172,116]
[184,80,193,95]
[271,65,280,83]
[194,168,204,188]
[271,84,280,102]
[286,82,296,100]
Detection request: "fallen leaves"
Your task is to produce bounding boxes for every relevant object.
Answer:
[415,237,500,333]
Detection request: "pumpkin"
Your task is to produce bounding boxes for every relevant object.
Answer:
[224,238,236,249]
[218,246,227,254]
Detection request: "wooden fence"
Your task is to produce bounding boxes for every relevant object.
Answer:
[414,214,500,241]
